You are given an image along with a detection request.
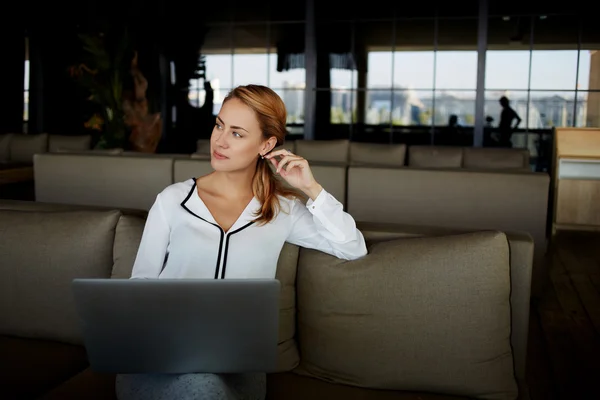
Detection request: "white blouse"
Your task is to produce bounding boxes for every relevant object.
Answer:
[130,178,368,279]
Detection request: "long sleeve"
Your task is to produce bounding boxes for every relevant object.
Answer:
[130,194,170,279]
[286,188,368,260]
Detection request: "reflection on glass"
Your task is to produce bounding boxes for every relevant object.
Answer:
[485,51,530,90]
[24,60,29,121]
[394,52,434,90]
[269,54,306,90]
[435,51,478,89]
[367,52,392,88]
[233,54,268,87]
[528,91,581,128]
[577,50,595,90]
[530,50,578,90]
[365,90,392,125]
[188,89,229,115]
[432,90,476,126]
[331,90,356,124]
[203,55,232,90]
[389,90,433,126]
[274,89,305,124]
[331,69,357,90]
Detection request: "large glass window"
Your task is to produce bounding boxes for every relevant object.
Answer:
[188,11,600,141]
[191,22,306,124]
[24,60,29,122]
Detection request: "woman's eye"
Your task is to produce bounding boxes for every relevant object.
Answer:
[215,123,223,129]
[233,132,242,138]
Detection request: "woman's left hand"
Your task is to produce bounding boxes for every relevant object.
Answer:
[265,149,323,200]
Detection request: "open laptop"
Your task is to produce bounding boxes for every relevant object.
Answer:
[71,278,280,374]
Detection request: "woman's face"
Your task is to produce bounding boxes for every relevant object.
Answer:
[210,98,274,172]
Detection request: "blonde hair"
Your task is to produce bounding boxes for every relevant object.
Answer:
[222,85,302,224]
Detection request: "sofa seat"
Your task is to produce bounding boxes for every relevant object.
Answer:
[39,368,468,400]
[0,335,88,400]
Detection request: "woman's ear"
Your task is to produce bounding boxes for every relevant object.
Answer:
[262,136,278,155]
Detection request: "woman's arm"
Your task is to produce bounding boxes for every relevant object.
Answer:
[286,188,367,260]
[265,148,368,260]
[130,193,170,279]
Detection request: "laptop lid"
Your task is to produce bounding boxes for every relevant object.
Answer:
[72,278,280,374]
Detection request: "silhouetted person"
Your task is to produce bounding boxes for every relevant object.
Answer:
[438,114,461,146]
[498,96,521,147]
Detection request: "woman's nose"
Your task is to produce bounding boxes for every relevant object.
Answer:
[214,130,227,147]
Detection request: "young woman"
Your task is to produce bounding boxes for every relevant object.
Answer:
[116,84,368,400]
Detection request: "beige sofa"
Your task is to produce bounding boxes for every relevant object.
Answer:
[32,151,549,296]
[0,199,533,399]
[197,139,531,171]
[0,133,92,167]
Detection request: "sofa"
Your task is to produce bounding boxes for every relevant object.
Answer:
[0,198,533,400]
[31,150,549,297]
[0,133,93,168]
[196,139,532,171]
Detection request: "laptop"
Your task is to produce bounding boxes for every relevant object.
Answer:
[71,278,280,374]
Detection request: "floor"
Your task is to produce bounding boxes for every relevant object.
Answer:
[527,230,600,400]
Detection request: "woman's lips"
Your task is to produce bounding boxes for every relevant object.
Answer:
[213,151,228,160]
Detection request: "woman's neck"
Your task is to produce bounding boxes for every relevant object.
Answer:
[210,168,256,199]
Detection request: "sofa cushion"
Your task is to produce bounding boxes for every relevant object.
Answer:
[462,147,529,170]
[350,142,406,167]
[0,133,13,163]
[109,214,301,372]
[408,146,463,168]
[295,139,349,163]
[0,335,89,400]
[196,139,211,154]
[111,215,146,279]
[0,210,121,345]
[10,133,48,163]
[48,134,92,153]
[273,242,301,371]
[294,231,518,400]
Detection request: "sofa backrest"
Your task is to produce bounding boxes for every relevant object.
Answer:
[349,142,406,167]
[0,133,95,165]
[408,145,463,168]
[462,146,530,170]
[408,145,530,170]
[347,165,549,295]
[34,153,173,210]
[295,139,350,163]
[1,133,49,164]
[291,140,529,170]
[32,153,549,259]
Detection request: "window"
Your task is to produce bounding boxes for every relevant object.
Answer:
[24,60,29,122]
[189,23,306,125]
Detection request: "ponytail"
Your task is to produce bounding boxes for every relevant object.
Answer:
[252,155,303,225]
